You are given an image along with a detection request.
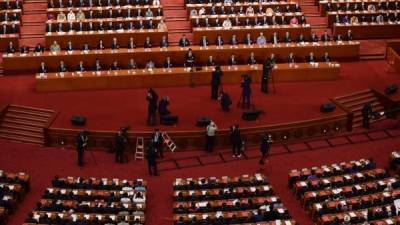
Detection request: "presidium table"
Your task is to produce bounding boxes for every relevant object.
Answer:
[35,63,341,92]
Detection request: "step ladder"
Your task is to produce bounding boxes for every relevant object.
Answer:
[135,137,145,160]
[162,132,177,152]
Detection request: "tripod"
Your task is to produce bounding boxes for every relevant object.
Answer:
[237,92,255,110]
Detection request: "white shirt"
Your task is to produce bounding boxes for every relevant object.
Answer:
[207,124,217,136]
[67,12,76,21]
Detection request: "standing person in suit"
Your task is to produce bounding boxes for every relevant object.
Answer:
[362,102,373,129]
[262,60,272,93]
[205,121,217,152]
[259,133,272,165]
[152,129,163,158]
[211,65,223,100]
[115,127,128,163]
[230,124,242,157]
[146,88,158,126]
[76,130,89,167]
[219,91,232,112]
[146,142,158,176]
[240,74,252,108]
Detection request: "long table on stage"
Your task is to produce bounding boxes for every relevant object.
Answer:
[35,62,340,91]
[333,22,400,39]
[44,28,167,49]
[192,24,312,44]
[3,41,358,74]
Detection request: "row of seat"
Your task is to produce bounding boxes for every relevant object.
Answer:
[328,9,400,26]
[0,169,30,225]
[188,3,301,16]
[288,156,400,225]
[24,176,147,225]
[173,174,296,225]
[320,0,400,16]
[48,0,157,8]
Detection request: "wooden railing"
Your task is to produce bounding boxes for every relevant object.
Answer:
[45,112,350,150]
[386,40,400,73]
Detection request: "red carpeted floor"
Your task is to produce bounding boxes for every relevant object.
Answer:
[0,133,399,225]
[0,60,399,132]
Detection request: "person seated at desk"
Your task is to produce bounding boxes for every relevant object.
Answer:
[297,33,306,43]
[147,19,155,29]
[222,18,232,28]
[93,58,102,71]
[144,37,152,48]
[271,32,279,44]
[320,30,331,42]
[350,15,359,24]
[233,17,240,26]
[345,29,353,41]
[110,61,121,70]
[256,32,267,45]
[229,34,238,46]
[289,16,299,25]
[76,60,85,72]
[158,19,167,30]
[341,15,349,24]
[283,31,292,43]
[20,45,29,54]
[76,9,85,20]
[376,14,384,23]
[57,11,66,22]
[204,17,211,27]
[219,5,226,15]
[6,41,15,54]
[214,18,222,27]
[145,8,153,17]
[65,41,73,52]
[185,48,195,67]
[367,4,376,11]
[128,58,137,69]
[179,34,190,47]
[163,56,172,68]
[207,55,215,67]
[193,18,201,27]
[325,2,332,12]
[116,23,124,31]
[306,52,316,63]
[247,52,257,65]
[57,61,68,73]
[215,34,224,46]
[228,54,237,65]
[299,15,307,24]
[199,35,209,47]
[111,37,119,50]
[67,9,75,21]
[160,35,169,48]
[246,5,255,15]
[190,9,198,17]
[38,62,47,73]
[288,52,296,63]
[128,37,136,49]
[106,21,114,30]
[34,43,45,53]
[98,21,105,31]
[335,34,343,42]
[310,32,318,42]
[321,52,331,62]
[146,60,155,70]
[243,33,253,45]
[81,42,90,52]
[97,39,105,50]
[198,7,206,16]
[158,96,170,116]
[50,41,61,53]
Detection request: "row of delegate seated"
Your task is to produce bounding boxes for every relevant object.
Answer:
[51,176,146,191]
[0,0,21,10]
[0,22,19,34]
[186,0,290,4]
[325,1,400,12]
[189,3,301,16]
[191,14,306,27]
[311,186,399,219]
[294,168,388,197]
[0,170,30,191]
[0,10,20,22]
[301,176,399,207]
[25,211,144,225]
[36,50,335,73]
[46,18,166,32]
[173,196,281,213]
[288,158,376,188]
[0,183,23,213]
[43,188,146,201]
[332,11,400,24]
[48,0,158,8]
[51,7,163,22]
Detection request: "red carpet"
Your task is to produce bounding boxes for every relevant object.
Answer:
[0,133,399,225]
[0,60,399,132]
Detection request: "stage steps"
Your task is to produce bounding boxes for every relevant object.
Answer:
[332,89,385,128]
[0,105,56,145]
[19,0,47,47]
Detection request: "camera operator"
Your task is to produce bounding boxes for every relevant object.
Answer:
[219,91,232,112]
[115,127,129,163]
[158,96,171,117]
[76,130,89,167]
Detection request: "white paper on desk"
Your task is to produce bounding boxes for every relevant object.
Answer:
[73,190,78,195]
[386,219,394,224]
[86,190,91,195]
[97,215,102,220]
[323,179,329,184]
[356,173,363,178]
[197,201,207,207]
[188,214,195,218]
[84,214,90,220]
[72,214,77,222]
[201,190,206,195]
[61,189,66,194]
[189,191,194,195]
[277,208,285,214]
[355,185,361,190]
[58,213,63,219]
[300,181,306,186]
[110,215,116,221]
[285,220,291,225]
[215,211,222,217]
[250,187,256,192]
[264,186,270,191]
[275,220,281,225]
[383,192,390,197]
[123,203,129,208]
[316,203,322,210]
[33,214,40,221]
[349,212,356,217]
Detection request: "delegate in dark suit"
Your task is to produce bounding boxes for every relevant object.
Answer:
[76,131,88,167]
[362,103,373,129]
[211,65,223,100]
[146,88,158,125]
[115,129,127,163]
[259,133,272,165]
